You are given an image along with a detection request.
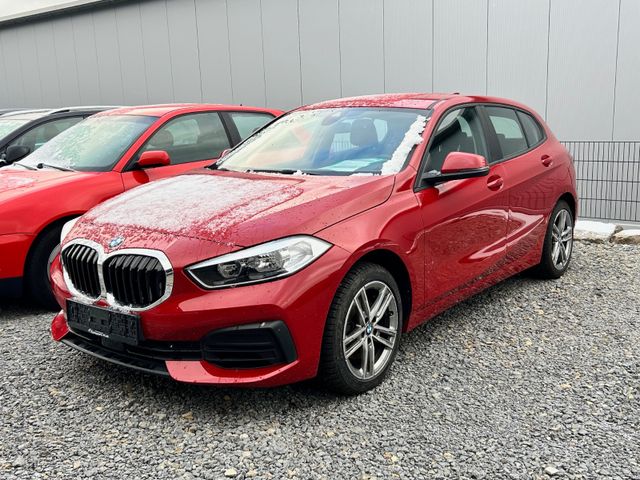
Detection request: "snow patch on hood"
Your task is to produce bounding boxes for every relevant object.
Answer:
[0,175,36,189]
[84,174,303,238]
[380,115,427,175]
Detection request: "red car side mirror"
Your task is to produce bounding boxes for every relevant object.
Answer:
[138,150,171,168]
[422,152,490,186]
[441,151,488,174]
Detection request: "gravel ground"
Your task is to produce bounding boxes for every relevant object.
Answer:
[1,242,638,480]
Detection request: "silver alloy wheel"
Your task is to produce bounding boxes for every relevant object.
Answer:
[342,280,399,380]
[551,208,573,270]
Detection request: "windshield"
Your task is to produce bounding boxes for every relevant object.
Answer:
[19,115,156,172]
[0,118,29,138]
[218,107,431,176]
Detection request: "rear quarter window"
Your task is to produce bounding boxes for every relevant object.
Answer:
[516,110,545,147]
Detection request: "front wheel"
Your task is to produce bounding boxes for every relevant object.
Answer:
[531,200,574,279]
[25,226,62,311]
[319,263,403,394]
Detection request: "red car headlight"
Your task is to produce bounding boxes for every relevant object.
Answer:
[185,235,331,289]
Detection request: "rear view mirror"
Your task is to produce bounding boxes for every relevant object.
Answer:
[422,152,489,186]
[137,150,170,169]
[4,145,31,164]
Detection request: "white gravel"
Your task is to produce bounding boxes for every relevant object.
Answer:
[1,242,638,479]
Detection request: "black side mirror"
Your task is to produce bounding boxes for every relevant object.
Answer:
[4,145,31,164]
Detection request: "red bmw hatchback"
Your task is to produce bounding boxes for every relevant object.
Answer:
[0,104,280,307]
[51,94,577,394]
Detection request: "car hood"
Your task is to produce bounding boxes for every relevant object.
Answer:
[73,170,394,248]
[0,168,94,202]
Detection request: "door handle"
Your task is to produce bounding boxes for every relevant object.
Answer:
[541,154,553,167]
[487,175,504,191]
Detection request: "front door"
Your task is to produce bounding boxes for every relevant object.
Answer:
[414,106,509,316]
[121,111,232,189]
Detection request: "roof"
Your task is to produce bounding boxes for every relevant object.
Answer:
[301,93,458,111]
[97,103,281,118]
[298,93,541,117]
[0,109,54,121]
[1,105,117,121]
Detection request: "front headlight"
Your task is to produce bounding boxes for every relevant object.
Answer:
[186,235,332,289]
[60,217,79,243]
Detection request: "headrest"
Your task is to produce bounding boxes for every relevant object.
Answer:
[350,118,378,147]
[44,124,60,138]
[149,129,174,149]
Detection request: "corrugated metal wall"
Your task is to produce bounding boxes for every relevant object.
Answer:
[0,0,638,141]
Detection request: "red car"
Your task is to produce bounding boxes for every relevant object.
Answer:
[51,94,577,394]
[1,104,281,308]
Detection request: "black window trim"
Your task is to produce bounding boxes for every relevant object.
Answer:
[479,103,548,164]
[123,110,233,172]
[414,103,496,192]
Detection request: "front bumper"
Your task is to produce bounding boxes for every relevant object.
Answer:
[50,245,350,387]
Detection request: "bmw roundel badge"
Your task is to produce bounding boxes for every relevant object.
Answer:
[109,236,124,249]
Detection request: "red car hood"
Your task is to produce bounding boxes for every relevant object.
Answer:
[75,170,394,247]
[0,168,92,201]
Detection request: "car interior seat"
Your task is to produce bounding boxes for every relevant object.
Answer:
[148,129,174,150]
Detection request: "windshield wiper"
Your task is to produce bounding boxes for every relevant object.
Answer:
[36,162,75,172]
[250,168,318,175]
[9,162,37,171]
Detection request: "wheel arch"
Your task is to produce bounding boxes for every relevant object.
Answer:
[351,249,413,332]
[24,213,82,274]
[558,192,577,219]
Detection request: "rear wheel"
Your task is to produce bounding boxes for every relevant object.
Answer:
[25,226,62,310]
[531,200,574,279]
[319,263,403,394]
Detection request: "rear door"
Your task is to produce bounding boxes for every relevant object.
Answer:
[121,111,232,189]
[414,106,509,314]
[481,105,558,265]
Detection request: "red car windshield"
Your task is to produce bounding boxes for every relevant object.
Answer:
[218,107,431,176]
[19,115,156,172]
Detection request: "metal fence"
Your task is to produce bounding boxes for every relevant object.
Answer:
[562,141,640,224]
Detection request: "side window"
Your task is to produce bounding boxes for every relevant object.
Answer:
[516,110,544,147]
[140,112,231,165]
[10,117,83,152]
[229,112,274,140]
[426,107,488,172]
[485,106,528,159]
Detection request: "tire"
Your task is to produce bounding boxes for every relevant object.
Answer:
[25,225,62,311]
[319,262,403,394]
[531,200,574,279]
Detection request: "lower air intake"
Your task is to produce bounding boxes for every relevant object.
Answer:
[202,321,297,369]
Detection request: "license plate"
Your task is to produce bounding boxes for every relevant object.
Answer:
[66,300,140,346]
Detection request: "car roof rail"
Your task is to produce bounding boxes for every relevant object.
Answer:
[48,105,122,114]
[2,108,53,117]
